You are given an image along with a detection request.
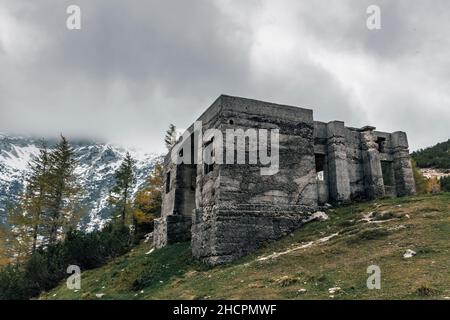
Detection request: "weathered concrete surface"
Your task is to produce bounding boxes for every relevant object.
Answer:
[153,215,192,249]
[326,121,351,203]
[191,205,315,265]
[154,95,416,265]
[391,131,416,196]
[360,130,385,200]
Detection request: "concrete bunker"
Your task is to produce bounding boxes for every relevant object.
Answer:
[153,95,416,265]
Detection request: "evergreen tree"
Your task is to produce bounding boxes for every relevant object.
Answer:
[4,142,51,259]
[24,143,50,252]
[411,139,450,169]
[440,176,450,192]
[109,152,136,224]
[164,124,177,150]
[45,136,81,245]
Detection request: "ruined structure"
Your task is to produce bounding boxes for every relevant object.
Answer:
[153,95,416,265]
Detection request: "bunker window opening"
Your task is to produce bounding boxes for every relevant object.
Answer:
[204,138,215,175]
[376,137,386,153]
[165,171,171,193]
[315,154,325,181]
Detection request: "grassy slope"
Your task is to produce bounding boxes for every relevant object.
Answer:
[41,193,450,300]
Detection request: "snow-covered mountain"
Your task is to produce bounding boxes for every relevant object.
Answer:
[0,133,162,231]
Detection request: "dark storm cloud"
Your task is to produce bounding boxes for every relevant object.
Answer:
[0,0,449,152]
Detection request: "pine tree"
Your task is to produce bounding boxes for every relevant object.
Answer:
[164,124,177,150]
[4,142,51,259]
[109,152,136,224]
[45,136,81,245]
[24,142,50,252]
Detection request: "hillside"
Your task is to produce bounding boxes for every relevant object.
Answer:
[412,139,450,169]
[0,133,162,230]
[41,193,450,300]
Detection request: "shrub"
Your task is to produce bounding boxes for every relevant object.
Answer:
[0,265,31,300]
[0,221,134,300]
[415,285,439,296]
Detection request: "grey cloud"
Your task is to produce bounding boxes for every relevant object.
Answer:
[0,0,449,152]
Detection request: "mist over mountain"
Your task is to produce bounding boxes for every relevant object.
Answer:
[0,133,162,231]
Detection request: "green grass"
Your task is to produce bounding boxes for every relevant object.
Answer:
[40,193,450,300]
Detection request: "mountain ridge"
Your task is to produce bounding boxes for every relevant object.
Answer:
[0,133,162,230]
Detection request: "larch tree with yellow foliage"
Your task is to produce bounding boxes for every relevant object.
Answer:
[132,162,164,240]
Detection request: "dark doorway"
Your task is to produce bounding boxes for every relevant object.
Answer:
[315,154,325,181]
[175,133,197,217]
[381,161,395,196]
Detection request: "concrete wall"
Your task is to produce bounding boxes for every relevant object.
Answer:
[154,95,416,263]
[192,95,319,264]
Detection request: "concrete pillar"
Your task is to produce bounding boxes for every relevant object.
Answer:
[391,131,416,196]
[360,130,385,199]
[326,121,351,203]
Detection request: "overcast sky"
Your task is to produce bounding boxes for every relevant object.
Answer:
[1,0,449,152]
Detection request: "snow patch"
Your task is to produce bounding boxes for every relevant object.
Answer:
[328,287,341,294]
[256,233,339,262]
[302,211,329,224]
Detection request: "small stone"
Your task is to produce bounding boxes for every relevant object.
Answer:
[297,288,307,294]
[328,287,341,294]
[403,249,416,259]
[314,211,329,221]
